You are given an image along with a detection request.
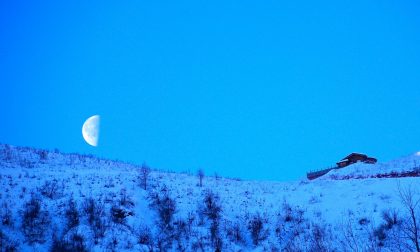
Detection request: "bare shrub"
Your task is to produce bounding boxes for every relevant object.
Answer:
[148,185,177,250]
[382,209,399,229]
[68,233,87,251]
[198,190,223,248]
[308,223,332,252]
[119,189,134,207]
[185,211,195,236]
[65,197,79,231]
[248,213,269,246]
[275,201,307,250]
[338,217,363,252]
[83,198,103,225]
[82,197,107,243]
[21,195,50,244]
[138,225,154,250]
[199,190,222,222]
[40,180,64,199]
[173,218,189,251]
[226,221,245,244]
[149,186,177,230]
[371,211,400,247]
[110,205,131,225]
[191,234,207,252]
[50,232,88,252]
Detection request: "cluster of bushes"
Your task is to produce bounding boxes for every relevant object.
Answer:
[21,195,51,244]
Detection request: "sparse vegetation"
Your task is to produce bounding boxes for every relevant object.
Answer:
[148,185,177,249]
[21,195,50,244]
[248,213,269,246]
[110,205,130,224]
[40,180,63,199]
[65,197,79,231]
[50,232,88,252]
[1,143,420,251]
[83,197,107,243]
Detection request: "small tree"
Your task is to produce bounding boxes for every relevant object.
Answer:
[398,183,420,252]
[197,169,204,187]
[140,163,151,190]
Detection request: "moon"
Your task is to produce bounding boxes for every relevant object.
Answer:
[82,115,100,147]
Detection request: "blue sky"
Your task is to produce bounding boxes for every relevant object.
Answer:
[1,1,420,181]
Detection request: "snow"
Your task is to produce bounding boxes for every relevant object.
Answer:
[0,143,419,251]
[324,152,420,179]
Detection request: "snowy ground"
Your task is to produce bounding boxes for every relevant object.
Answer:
[0,143,419,251]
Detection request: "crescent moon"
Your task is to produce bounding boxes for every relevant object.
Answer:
[82,115,100,147]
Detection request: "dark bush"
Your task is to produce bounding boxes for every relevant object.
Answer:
[50,232,88,252]
[1,144,13,161]
[374,225,387,243]
[110,205,131,224]
[38,150,48,161]
[373,210,400,245]
[1,202,13,227]
[65,198,79,230]
[191,234,206,252]
[248,213,268,246]
[200,190,222,222]
[148,185,178,250]
[309,223,330,252]
[138,226,153,247]
[68,233,87,252]
[92,216,107,244]
[149,186,177,229]
[358,217,370,226]
[173,218,189,251]
[119,189,134,207]
[21,195,50,244]
[83,198,104,225]
[40,180,63,199]
[382,210,399,229]
[0,230,18,251]
[198,190,223,248]
[226,222,244,244]
[82,197,107,243]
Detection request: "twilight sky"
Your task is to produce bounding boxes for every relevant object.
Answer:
[1,1,420,181]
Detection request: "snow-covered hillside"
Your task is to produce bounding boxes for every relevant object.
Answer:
[0,143,419,251]
[324,153,420,180]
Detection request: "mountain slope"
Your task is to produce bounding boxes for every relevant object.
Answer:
[0,144,419,251]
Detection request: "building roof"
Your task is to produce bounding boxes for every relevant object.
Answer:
[340,153,368,161]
